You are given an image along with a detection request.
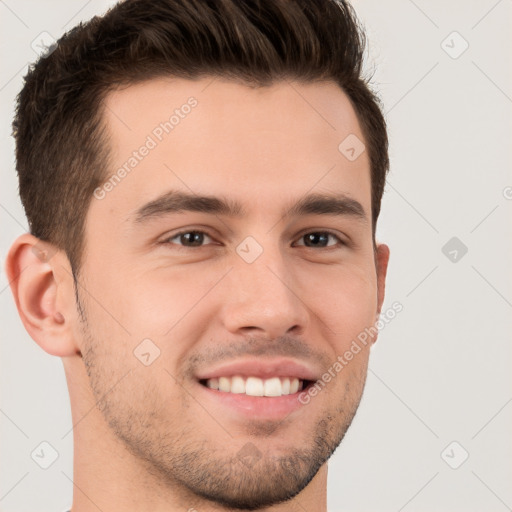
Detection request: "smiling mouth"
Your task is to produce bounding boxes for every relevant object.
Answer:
[199,376,314,397]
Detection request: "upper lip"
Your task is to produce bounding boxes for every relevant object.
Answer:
[195,358,320,382]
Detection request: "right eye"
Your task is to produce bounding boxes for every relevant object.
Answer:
[162,230,215,248]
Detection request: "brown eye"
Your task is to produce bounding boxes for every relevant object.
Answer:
[165,231,213,247]
[296,232,343,248]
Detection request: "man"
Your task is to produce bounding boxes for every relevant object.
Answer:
[6,0,390,510]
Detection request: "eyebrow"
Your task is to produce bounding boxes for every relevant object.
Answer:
[132,190,368,225]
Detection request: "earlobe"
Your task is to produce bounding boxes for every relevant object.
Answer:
[5,233,79,357]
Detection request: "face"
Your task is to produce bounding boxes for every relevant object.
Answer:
[76,77,388,509]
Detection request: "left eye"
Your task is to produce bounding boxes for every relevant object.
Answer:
[295,232,343,248]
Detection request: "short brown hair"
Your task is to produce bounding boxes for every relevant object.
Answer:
[13,0,388,276]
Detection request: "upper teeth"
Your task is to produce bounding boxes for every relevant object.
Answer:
[205,376,302,396]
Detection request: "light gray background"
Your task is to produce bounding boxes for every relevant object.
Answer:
[1,1,511,511]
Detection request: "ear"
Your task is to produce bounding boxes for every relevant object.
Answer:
[5,233,81,357]
[375,242,390,317]
[370,242,390,345]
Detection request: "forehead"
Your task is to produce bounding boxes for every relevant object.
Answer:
[95,77,371,221]
[102,77,364,145]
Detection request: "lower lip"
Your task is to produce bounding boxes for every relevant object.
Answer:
[196,381,311,420]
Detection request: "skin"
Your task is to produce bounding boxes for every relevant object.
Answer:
[6,77,389,512]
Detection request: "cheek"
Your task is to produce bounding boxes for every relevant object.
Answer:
[301,262,378,339]
[125,265,225,336]
[83,245,220,333]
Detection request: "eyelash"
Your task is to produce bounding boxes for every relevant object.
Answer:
[161,229,346,249]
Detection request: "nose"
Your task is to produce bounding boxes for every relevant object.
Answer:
[220,246,309,339]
